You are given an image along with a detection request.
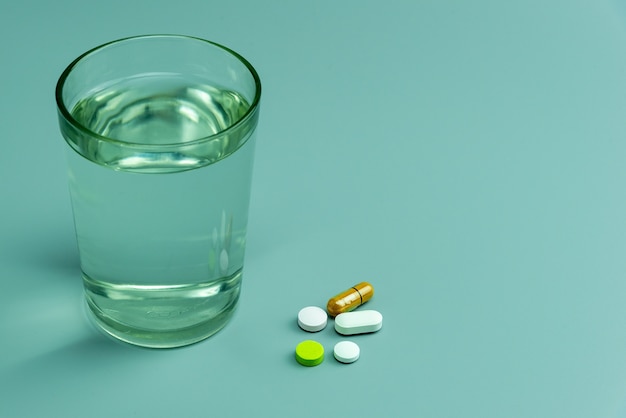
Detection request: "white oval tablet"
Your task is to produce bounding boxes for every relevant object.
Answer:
[334,341,360,363]
[334,310,382,335]
[298,306,328,332]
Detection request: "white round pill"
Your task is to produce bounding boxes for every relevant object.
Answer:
[298,306,328,332]
[333,341,360,363]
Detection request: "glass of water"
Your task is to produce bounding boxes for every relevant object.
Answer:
[55,35,261,348]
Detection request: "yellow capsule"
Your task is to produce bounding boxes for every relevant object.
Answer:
[326,282,374,317]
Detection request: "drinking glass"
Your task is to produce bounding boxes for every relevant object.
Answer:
[55,35,261,348]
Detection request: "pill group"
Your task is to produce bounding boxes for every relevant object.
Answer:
[295,282,382,366]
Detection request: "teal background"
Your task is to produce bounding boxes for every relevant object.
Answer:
[2,0,626,416]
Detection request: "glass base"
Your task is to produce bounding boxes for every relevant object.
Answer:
[83,271,242,348]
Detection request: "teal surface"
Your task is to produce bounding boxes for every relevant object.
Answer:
[2,1,626,417]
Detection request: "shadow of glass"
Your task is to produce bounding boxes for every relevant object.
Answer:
[3,218,80,278]
[2,329,181,390]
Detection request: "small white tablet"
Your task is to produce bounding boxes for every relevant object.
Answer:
[334,341,360,363]
[298,306,328,332]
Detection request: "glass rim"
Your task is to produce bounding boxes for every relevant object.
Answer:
[55,34,262,149]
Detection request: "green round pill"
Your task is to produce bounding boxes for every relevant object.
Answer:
[295,340,324,367]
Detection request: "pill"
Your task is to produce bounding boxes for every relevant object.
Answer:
[326,282,374,317]
[297,306,327,332]
[334,310,383,335]
[333,341,360,364]
[295,340,324,366]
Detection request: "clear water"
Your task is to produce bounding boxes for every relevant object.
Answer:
[65,75,256,347]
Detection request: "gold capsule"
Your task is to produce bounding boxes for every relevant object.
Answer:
[326,282,374,317]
